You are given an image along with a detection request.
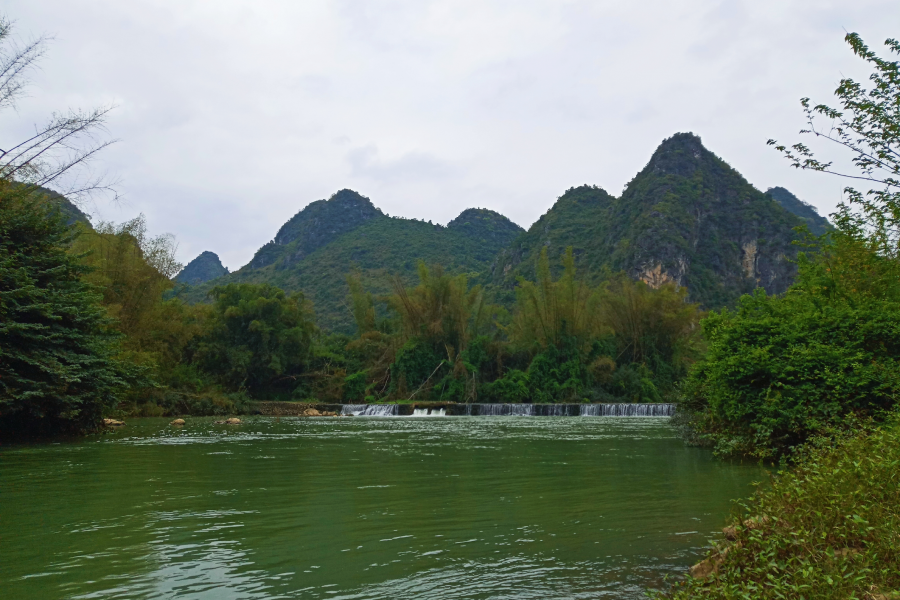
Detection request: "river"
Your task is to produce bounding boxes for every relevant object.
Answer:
[0,415,763,599]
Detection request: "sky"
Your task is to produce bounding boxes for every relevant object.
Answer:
[3,0,899,270]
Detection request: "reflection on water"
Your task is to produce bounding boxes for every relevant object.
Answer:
[0,416,763,599]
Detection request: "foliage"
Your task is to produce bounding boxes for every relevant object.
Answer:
[683,33,900,459]
[0,184,126,436]
[599,276,703,393]
[509,247,606,351]
[660,414,900,600]
[683,287,900,458]
[194,283,317,397]
[71,215,182,349]
[768,33,900,261]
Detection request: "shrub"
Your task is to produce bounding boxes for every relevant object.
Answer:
[660,413,900,600]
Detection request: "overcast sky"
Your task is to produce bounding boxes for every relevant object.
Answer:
[3,1,899,270]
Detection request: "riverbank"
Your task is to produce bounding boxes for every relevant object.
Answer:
[661,413,900,600]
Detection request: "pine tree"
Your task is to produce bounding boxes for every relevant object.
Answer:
[0,184,125,436]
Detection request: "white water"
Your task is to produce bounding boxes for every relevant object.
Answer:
[341,404,399,417]
[411,408,446,417]
[477,404,534,416]
[339,403,675,417]
[580,403,675,417]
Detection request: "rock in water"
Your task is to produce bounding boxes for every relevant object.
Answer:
[225,417,241,424]
[170,419,186,426]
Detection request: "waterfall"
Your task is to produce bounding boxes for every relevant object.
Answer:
[532,404,576,417]
[477,404,534,416]
[411,408,446,417]
[339,403,674,417]
[341,404,399,417]
[579,403,675,417]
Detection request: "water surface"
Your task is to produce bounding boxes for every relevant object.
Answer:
[0,416,763,599]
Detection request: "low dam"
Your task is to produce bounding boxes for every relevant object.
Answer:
[338,403,676,417]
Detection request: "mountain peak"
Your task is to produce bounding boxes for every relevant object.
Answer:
[645,132,715,178]
[175,251,228,284]
[246,189,386,269]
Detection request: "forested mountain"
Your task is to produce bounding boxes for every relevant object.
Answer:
[182,133,829,327]
[175,251,228,284]
[182,190,524,332]
[492,133,807,308]
[765,186,832,236]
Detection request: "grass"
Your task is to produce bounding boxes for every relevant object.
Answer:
[659,412,900,600]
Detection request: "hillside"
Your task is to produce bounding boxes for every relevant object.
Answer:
[765,186,832,236]
[175,251,228,284]
[492,133,806,308]
[182,190,524,332]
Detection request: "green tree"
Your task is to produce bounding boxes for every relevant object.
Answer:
[386,263,496,399]
[0,184,125,435]
[684,33,900,458]
[509,247,606,352]
[195,283,317,396]
[768,33,900,261]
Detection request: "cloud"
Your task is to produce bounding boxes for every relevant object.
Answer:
[2,0,897,268]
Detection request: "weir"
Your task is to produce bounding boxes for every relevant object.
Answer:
[412,408,446,417]
[341,404,399,417]
[336,403,675,417]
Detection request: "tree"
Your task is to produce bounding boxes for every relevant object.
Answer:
[0,184,125,436]
[768,33,900,258]
[509,247,606,352]
[682,34,900,458]
[194,283,317,396]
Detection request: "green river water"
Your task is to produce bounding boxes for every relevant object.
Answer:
[0,416,764,599]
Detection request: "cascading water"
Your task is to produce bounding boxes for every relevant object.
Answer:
[411,408,446,417]
[532,404,576,417]
[579,403,675,417]
[477,404,534,416]
[341,404,399,417]
[339,403,674,417]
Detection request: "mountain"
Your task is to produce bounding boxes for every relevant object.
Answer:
[175,251,229,285]
[492,133,806,308]
[24,185,91,227]
[182,190,524,332]
[765,186,832,236]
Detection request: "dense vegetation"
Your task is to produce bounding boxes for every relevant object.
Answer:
[663,414,900,600]
[664,32,900,599]
[0,185,127,436]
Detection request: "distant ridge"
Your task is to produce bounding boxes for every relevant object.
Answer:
[765,187,832,236]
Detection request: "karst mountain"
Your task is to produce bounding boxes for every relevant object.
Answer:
[178,133,831,331]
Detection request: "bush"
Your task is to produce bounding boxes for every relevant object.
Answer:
[660,413,900,600]
[683,287,900,458]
